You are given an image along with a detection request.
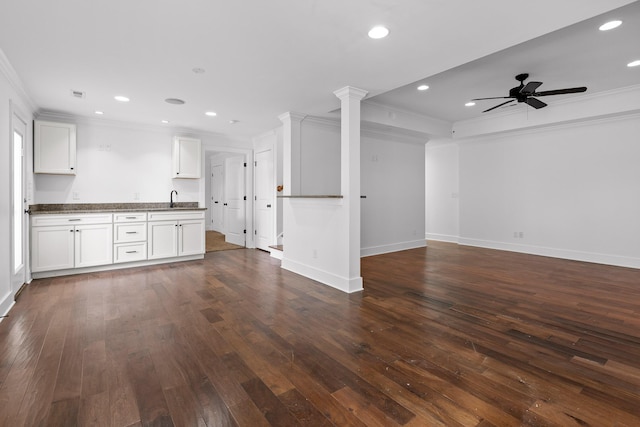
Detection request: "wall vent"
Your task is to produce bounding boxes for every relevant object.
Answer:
[71,90,85,99]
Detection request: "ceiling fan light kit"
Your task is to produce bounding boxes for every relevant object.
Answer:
[472,73,587,113]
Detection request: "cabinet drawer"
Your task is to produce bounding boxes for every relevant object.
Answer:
[114,242,147,263]
[148,210,204,221]
[114,223,147,243]
[31,213,113,227]
[114,212,147,223]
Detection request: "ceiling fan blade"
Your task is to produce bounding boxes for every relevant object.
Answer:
[471,96,514,101]
[520,81,542,94]
[533,87,587,96]
[483,99,515,113]
[524,97,547,109]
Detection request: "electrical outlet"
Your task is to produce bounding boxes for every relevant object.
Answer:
[133,192,140,200]
[312,249,318,259]
[519,231,524,239]
[513,231,518,238]
[72,191,80,200]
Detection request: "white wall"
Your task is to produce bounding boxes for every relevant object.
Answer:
[361,131,426,256]
[1,53,34,317]
[453,114,640,268]
[426,139,459,243]
[299,119,341,195]
[34,118,199,204]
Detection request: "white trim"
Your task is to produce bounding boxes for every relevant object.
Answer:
[458,237,640,269]
[361,239,427,257]
[31,254,204,279]
[0,48,36,112]
[426,233,459,244]
[281,258,363,293]
[0,295,15,320]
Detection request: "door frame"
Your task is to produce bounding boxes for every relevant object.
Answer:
[10,100,28,301]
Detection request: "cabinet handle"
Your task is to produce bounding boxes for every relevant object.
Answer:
[125,216,137,219]
[267,204,271,208]
[69,230,74,233]
[68,219,81,222]
[125,250,138,254]
[125,231,138,234]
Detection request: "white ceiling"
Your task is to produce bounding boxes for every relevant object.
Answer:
[0,0,637,139]
[369,1,640,123]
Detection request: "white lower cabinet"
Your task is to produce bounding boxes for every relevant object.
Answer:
[147,211,205,259]
[31,214,113,272]
[31,210,204,277]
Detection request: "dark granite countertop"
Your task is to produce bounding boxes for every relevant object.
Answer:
[29,202,206,215]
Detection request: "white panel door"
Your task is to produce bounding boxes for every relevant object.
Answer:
[254,149,274,251]
[211,164,224,232]
[31,226,75,272]
[148,221,178,259]
[74,223,113,268]
[224,156,246,246]
[178,220,205,256]
[11,107,27,296]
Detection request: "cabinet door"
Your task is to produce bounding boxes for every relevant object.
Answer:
[34,120,76,174]
[178,220,205,256]
[75,224,113,268]
[173,137,201,178]
[148,221,178,259]
[31,225,75,272]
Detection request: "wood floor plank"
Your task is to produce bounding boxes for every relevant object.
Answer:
[2,243,640,425]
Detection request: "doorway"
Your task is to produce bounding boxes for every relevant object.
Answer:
[10,104,27,300]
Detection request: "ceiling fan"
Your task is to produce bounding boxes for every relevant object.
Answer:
[472,73,587,113]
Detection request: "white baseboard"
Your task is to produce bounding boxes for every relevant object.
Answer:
[426,233,460,244]
[270,248,283,260]
[361,239,427,257]
[281,258,363,293]
[0,292,15,321]
[458,237,640,269]
[31,254,204,279]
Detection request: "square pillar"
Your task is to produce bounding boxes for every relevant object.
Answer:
[278,112,306,196]
[334,86,368,291]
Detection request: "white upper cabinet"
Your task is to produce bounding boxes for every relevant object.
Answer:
[34,120,77,175]
[172,136,201,178]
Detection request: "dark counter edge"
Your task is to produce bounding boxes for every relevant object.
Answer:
[29,202,206,215]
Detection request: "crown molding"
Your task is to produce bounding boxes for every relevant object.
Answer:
[0,48,37,112]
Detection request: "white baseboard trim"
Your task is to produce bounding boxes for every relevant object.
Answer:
[281,258,363,293]
[458,237,640,269]
[31,254,205,279]
[361,239,427,257]
[270,248,283,260]
[0,292,15,321]
[426,233,460,244]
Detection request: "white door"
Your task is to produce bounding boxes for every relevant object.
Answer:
[178,220,205,256]
[254,149,274,251]
[31,225,75,272]
[74,223,113,268]
[10,107,27,297]
[224,156,246,246]
[211,163,224,232]
[148,221,178,259]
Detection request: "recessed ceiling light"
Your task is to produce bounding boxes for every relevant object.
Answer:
[165,98,185,105]
[417,85,429,91]
[114,95,130,102]
[205,111,217,117]
[599,20,622,31]
[368,26,389,39]
[465,102,476,107]
[627,59,640,67]
[192,67,206,74]
[94,111,104,115]
[161,120,169,124]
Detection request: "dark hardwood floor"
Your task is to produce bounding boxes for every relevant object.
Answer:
[1,242,639,426]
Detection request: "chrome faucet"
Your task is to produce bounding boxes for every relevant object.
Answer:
[170,190,178,208]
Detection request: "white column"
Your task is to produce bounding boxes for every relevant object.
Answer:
[278,112,306,196]
[334,86,368,292]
